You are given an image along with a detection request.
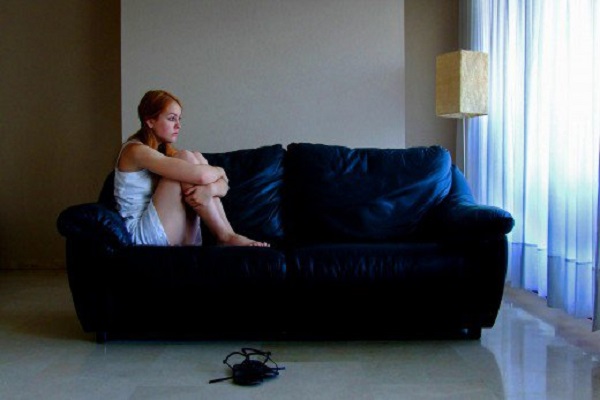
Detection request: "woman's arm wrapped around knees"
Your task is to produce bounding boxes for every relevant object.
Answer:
[176,149,229,194]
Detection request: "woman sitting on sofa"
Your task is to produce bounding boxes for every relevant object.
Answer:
[114,89,268,247]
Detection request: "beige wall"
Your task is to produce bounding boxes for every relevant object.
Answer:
[0,0,121,268]
[405,0,459,162]
[121,0,406,151]
[0,0,457,269]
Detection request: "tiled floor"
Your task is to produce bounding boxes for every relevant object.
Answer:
[1,270,599,399]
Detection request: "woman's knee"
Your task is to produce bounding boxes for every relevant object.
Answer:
[175,149,208,165]
[174,149,200,164]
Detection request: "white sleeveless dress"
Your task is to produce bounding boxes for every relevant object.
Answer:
[113,141,170,245]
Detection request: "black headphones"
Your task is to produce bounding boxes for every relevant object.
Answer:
[209,348,285,386]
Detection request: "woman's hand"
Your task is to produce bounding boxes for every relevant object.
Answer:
[184,185,211,209]
[213,178,229,197]
[183,179,229,208]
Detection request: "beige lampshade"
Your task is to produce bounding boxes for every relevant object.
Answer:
[436,50,488,118]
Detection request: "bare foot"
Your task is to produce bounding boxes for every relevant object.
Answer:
[219,233,270,247]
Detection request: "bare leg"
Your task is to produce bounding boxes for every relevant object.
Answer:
[184,203,202,245]
[152,176,198,246]
[148,151,207,246]
[178,151,269,247]
[188,192,267,246]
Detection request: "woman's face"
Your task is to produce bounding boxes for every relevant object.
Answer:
[146,101,182,144]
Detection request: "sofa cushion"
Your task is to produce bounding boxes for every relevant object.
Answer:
[113,246,287,287]
[203,144,285,244]
[287,243,462,284]
[285,143,452,243]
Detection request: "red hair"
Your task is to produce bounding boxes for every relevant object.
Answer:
[128,90,181,157]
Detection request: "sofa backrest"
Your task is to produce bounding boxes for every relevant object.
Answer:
[284,143,453,243]
[97,143,453,246]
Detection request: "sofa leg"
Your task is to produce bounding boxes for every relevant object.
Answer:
[464,327,481,340]
[96,331,108,344]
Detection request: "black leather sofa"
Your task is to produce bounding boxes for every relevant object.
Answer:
[57,143,514,342]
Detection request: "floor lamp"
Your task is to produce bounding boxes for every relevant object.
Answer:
[435,50,488,181]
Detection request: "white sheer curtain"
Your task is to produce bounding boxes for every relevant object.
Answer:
[461,0,600,327]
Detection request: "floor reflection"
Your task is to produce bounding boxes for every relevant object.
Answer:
[482,292,600,399]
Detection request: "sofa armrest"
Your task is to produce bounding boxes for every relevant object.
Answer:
[420,166,515,238]
[431,202,514,236]
[57,203,132,251]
